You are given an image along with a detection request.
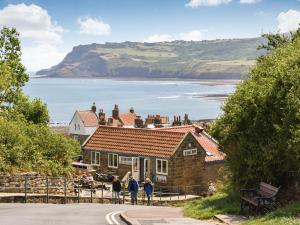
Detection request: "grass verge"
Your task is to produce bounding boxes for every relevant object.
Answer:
[183,192,240,220]
[242,201,300,225]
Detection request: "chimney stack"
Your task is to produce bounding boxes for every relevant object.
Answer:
[129,107,135,114]
[98,109,106,125]
[91,102,96,113]
[112,104,119,118]
[135,115,144,128]
[183,113,192,125]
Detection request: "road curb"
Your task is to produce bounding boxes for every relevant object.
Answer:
[119,212,140,225]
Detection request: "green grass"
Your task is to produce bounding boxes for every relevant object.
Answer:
[183,192,240,219]
[242,201,300,225]
[183,191,300,225]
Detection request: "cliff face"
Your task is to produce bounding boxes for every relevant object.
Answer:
[37,38,265,79]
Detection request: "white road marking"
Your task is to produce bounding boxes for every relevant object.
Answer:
[111,211,122,225]
[105,212,114,225]
[105,211,122,225]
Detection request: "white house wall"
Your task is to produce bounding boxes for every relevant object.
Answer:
[69,112,87,135]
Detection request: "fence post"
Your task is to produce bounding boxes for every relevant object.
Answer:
[159,186,161,204]
[90,189,93,203]
[122,183,125,204]
[77,184,80,204]
[64,177,67,204]
[177,186,179,200]
[101,182,104,203]
[24,176,28,203]
[111,186,113,204]
[46,176,49,204]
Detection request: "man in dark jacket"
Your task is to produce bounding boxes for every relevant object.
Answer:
[143,178,153,206]
[128,175,139,205]
[112,176,121,204]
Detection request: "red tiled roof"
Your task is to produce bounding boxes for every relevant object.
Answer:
[78,111,99,127]
[119,112,136,126]
[83,126,186,158]
[158,125,225,162]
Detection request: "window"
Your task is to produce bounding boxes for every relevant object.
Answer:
[108,153,118,168]
[156,159,168,175]
[119,156,132,165]
[91,151,100,165]
[77,124,80,130]
[183,148,197,156]
[74,124,77,130]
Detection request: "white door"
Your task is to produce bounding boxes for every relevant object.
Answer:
[132,157,139,182]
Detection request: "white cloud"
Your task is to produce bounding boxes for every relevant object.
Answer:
[0,3,66,71]
[179,30,208,41]
[143,34,173,43]
[240,0,260,4]
[186,0,232,8]
[0,3,64,44]
[78,17,111,36]
[278,9,300,33]
[22,44,67,72]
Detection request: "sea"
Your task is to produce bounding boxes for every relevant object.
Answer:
[23,78,238,124]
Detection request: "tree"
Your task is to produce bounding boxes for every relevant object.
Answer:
[212,32,300,188]
[258,26,300,52]
[0,26,80,175]
[0,27,28,105]
[13,95,50,125]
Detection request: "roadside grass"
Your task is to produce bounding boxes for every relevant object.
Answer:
[183,186,300,225]
[183,191,240,219]
[242,201,300,225]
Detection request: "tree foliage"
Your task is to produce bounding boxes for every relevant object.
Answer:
[0,27,80,175]
[0,118,79,176]
[0,27,28,105]
[212,32,300,187]
[258,27,300,52]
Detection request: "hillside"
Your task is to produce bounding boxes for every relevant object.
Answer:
[37,38,265,79]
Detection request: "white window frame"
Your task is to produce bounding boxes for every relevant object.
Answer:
[119,156,132,165]
[183,148,197,156]
[108,153,118,168]
[91,151,100,165]
[156,159,168,175]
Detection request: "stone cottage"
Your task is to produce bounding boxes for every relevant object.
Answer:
[82,125,225,194]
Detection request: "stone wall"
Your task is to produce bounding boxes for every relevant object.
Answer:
[0,175,76,196]
[167,133,208,194]
[83,150,132,179]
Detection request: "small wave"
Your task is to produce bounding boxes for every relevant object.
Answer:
[157,95,180,99]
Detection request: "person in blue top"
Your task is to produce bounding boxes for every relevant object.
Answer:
[128,175,139,205]
[143,178,153,206]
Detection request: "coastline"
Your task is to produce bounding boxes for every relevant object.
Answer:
[30,76,241,85]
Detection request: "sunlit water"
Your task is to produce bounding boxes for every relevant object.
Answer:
[23,78,237,123]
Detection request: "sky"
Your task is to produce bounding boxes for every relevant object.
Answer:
[0,0,299,71]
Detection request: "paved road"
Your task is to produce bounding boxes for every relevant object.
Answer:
[0,203,137,225]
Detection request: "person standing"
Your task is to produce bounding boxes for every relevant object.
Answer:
[143,178,153,206]
[112,176,121,204]
[128,175,139,205]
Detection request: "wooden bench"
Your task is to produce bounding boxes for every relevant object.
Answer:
[240,182,280,214]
